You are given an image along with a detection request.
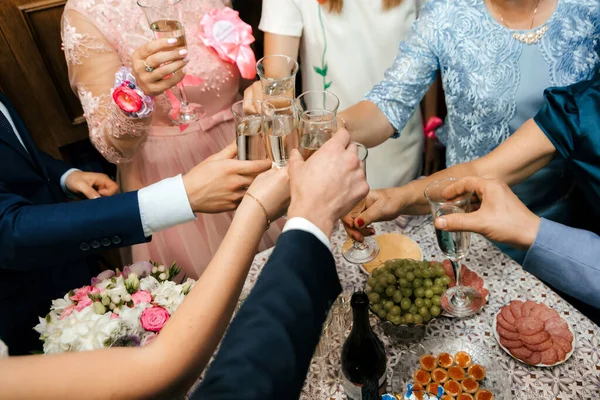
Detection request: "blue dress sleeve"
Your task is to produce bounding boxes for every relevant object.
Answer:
[363,0,440,134]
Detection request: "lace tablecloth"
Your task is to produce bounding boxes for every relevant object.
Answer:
[242,218,600,400]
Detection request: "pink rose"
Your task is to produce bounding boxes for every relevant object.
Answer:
[71,286,99,303]
[59,305,75,320]
[131,290,153,305]
[113,84,143,113]
[110,313,119,320]
[75,297,92,311]
[140,306,170,332]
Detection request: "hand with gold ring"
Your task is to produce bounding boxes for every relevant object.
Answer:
[132,38,190,97]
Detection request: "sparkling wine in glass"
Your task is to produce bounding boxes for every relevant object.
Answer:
[256,55,299,99]
[262,97,299,168]
[299,111,336,159]
[231,100,266,161]
[342,143,380,264]
[138,0,205,125]
[425,178,484,318]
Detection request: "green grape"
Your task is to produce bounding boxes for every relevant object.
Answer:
[374,284,385,294]
[372,303,382,313]
[385,286,395,297]
[431,285,443,295]
[390,305,402,316]
[423,279,433,288]
[413,314,423,324]
[384,301,394,311]
[406,272,415,282]
[419,306,429,317]
[414,269,423,278]
[409,305,418,315]
[414,298,424,308]
[414,288,425,298]
[385,260,395,269]
[422,269,432,279]
[404,313,415,324]
[368,292,381,304]
[431,295,441,306]
[377,275,388,286]
[377,309,387,319]
[372,269,381,277]
[430,305,441,317]
[386,313,395,322]
[434,278,443,286]
[423,299,432,308]
[393,315,403,325]
[367,277,377,288]
[402,288,413,298]
[392,291,403,304]
[400,298,412,310]
[441,276,452,285]
[399,278,410,288]
[424,289,434,298]
[395,268,405,278]
[387,274,397,285]
[422,312,432,322]
[412,278,423,288]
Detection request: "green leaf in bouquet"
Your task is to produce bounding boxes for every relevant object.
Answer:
[30,350,44,355]
[45,314,52,323]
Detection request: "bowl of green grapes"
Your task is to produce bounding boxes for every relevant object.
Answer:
[365,259,452,342]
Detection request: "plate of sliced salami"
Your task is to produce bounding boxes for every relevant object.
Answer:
[492,300,575,367]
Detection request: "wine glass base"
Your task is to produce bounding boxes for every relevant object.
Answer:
[341,237,380,264]
[168,104,206,125]
[440,286,484,318]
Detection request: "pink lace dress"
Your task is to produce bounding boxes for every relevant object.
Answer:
[62,0,282,279]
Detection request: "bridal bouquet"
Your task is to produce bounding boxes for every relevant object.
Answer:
[35,261,195,354]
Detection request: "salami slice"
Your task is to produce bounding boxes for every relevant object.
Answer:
[522,300,538,317]
[524,338,553,352]
[540,347,558,365]
[529,304,545,318]
[537,308,560,323]
[553,343,567,362]
[545,317,569,332]
[497,313,517,333]
[522,351,542,366]
[499,337,522,349]
[510,301,524,318]
[501,306,516,325]
[553,336,573,353]
[520,330,550,345]
[497,325,520,340]
[510,346,533,360]
[515,317,544,335]
[548,326,574,342]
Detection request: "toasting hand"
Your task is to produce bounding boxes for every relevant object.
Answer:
[65,171,119,199]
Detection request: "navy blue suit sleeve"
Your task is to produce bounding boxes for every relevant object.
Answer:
[194,230,342,400]
[0,183,149,271]
[37,151,72,184]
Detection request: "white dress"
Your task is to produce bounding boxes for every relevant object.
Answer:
[259,0,424,189]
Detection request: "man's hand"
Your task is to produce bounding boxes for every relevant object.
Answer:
[287,129,369,238]
[65,171,119,199]
[434,177,541,249]
[182,142,272,214]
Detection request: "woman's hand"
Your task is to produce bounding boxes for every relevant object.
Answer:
[246,167,290,220]
[241,81,264,113]
[132,38,190,97]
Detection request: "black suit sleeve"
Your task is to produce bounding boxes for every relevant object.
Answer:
[38,151,72,184]
[193,230,342,400]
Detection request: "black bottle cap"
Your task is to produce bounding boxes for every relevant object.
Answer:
[351,291,369,308]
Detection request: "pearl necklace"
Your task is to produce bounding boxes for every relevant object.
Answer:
[491,0,548,44]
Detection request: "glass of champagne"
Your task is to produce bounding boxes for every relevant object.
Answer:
[262,97,299,168]
[424,178,484,318]
[256,55,299,99]
[342,143,380,264]
[138,0,204,125]
[231,100,266,161]
[296,91,339,159]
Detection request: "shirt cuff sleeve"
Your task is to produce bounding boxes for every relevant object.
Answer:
[59,168,81,195]
[137,174,196,238]
[282,217,331,250]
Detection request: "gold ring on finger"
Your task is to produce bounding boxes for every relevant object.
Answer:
[144,60,154,73]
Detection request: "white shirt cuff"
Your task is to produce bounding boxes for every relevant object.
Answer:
[137,174,196,238]
[60,168,81,194]
[283,217,331,251]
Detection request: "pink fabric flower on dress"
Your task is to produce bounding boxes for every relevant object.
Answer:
[131,290,153,305]
[112,83,143,113]
[140,306,170,332]
[198,7,256,79]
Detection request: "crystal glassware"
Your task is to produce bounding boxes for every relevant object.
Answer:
[231,100,266,161]
[256,54,299,99]
[296,91,340,159]
[261,96,299,168]
[424,178,484,318]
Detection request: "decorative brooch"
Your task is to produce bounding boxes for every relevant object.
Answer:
[112,67,154,118]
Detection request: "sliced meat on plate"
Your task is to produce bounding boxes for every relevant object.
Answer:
[553,336,573,353]
[501,306,517,325]
[537,307,560,322]
[497,325,520,340]
[540,347,558,365]
[524,338,553,352]
[545,317,569,332]
[510,300,524,318]
[510,346,533,360]
[520,330,550,345]
[515,316,545,335]
[547,326,574,342]
[497,313,518,333]
[521,300,538,317]
[553,343,567,362]
[522,351,542,365]
[499,337,523,349]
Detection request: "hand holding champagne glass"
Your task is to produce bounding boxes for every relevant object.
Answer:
[296,91,340,159]
[424,178,484,317]
[231,100,266,161]
[256,55,299,99]
[262,97,299,168]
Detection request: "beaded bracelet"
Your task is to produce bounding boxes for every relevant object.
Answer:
[245,192,271,230]
[112,67,154,119]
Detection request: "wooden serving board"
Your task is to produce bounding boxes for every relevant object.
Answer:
[359,233,423,274]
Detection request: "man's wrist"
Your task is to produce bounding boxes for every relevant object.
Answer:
[60,168,81,195]
[519,214,541,249]
[287,202,335,239]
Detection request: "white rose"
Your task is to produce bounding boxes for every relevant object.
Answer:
[140,276,160,292]
[152,281,184,314]
[119,303,149,333]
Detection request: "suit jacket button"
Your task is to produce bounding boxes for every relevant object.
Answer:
[91,240,101,249]
[112,236,122,244]
[80,243,90,251]
[101,238,111,247]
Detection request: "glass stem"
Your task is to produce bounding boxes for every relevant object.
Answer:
[352,238,368,251]
[450,257,467,304]
[176,81,190,112]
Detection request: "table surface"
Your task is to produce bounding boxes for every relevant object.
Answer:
[242,217,600,400]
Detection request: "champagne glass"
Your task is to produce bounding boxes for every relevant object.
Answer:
[296,91,340,159]
[256,55,299,99]
[424,178,484,318]
[231,100,266,161]
[262,97,299,168]
[138,0,204,125]
[342,143,380,264]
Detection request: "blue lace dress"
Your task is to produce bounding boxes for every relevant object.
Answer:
[365,0,600,262]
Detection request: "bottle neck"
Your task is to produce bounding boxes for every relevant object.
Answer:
[352,304,372,336]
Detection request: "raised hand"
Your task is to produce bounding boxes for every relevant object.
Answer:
[287,129,369,237]
[131,38,189,96]
[65,171,119,199]
[182,143,272,214]
[342,188,403,242]
[241,81,264,114]
[245,167,290,221]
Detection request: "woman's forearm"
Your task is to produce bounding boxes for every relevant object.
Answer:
[0,198,267,399]
[339,101,396,148]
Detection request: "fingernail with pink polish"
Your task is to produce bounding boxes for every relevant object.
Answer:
[183,57,190,63]
[167,38,177,44]
[179,49,188,56]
